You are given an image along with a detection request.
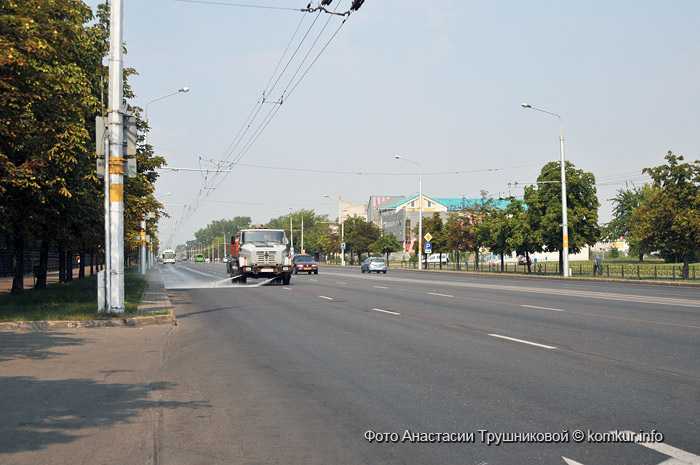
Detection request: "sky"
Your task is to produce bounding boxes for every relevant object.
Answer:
[82,0,700,249]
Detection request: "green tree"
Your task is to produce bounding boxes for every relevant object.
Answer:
[504,199,537,272]
[604,185,654,261]
[524,161,600,275]
[0,0,100,294]
[455,192,497,267]
[481,207,512,271]
[416,212,447,267]
[265,209,330,255]
[190,216,252,256]
[343,216,380,263]
[630,151,700,279]
[371,233,402,263]
[445,214,472,269]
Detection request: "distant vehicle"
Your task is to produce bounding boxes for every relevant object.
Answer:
[518,256,532,265]
[195,254,204,262]
[162,249,176,264]
[361,257,387,274]
[222,256,229,263]
[427,253,449,265]
[205,258,211,263]
[292,254,318,275]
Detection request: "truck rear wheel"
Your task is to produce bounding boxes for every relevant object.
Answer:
[282,273,291,285]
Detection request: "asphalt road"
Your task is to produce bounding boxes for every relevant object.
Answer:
[153,263,700,465]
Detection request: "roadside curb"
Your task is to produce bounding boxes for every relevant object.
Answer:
[0,266,177,332]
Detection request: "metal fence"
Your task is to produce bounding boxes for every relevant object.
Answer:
[393,260,698,282]
[0,252,95,277]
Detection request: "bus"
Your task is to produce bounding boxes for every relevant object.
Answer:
[162,249,176,264]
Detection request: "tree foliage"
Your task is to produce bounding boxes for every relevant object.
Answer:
[604,185,654,261]
[0,0,100,293]
[504,199,537,272]
[524,161,600,273]
[371,233,402,262]
[0,2,167,295]
[630,151,700,278]
[343,215,380,262]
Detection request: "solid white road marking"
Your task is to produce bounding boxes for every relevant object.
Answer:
[310,279,318,282]
[371,308,401,315]
[618,430,700,464]
[562,458,585,465]
[488,334,557,350]
[429,292,453,298]
[373,286,388,289]
[522,304,565,312]
[319,295,333,300]
[336,282,347,285]
[283,287,292,290]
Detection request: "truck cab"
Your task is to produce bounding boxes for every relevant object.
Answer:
[228,228,292,284]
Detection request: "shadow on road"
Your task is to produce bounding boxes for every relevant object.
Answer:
[0,376,210,454]
[0,332,87,363]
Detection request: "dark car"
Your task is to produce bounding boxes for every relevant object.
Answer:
[361,257,387,274]
[292,254,318,274]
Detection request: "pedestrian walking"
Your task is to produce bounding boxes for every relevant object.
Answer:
[594,254,602,276]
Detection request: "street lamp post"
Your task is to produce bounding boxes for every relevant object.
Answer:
[324,195,346,266]
[521,103,569,277]
[395,155,423,270]
[289,207,294,256]
[145,87,189,146]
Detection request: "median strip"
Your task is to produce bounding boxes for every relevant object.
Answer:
[488,333,557,349]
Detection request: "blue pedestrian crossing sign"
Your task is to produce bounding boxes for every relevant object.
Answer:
[425,242,432,252]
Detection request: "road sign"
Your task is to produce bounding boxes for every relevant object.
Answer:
[424,233,432,242]
[425,242,432,252]
[341,242,346,250]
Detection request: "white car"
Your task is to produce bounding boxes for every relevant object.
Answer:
[426,253,449,264]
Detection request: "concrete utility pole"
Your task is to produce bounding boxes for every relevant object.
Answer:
[139,220,146,275]
[106,0,125,311]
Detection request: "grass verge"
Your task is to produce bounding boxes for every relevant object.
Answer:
[0,266,152,323]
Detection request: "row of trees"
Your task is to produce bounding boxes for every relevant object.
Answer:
[0,2,166,295]
[180,154,698,279]
[605,152,700,279]
[415,161,600,275]
[180,160,601,274]
[181,210,403,264]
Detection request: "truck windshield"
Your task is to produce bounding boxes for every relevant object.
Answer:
[242,230,286,244]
